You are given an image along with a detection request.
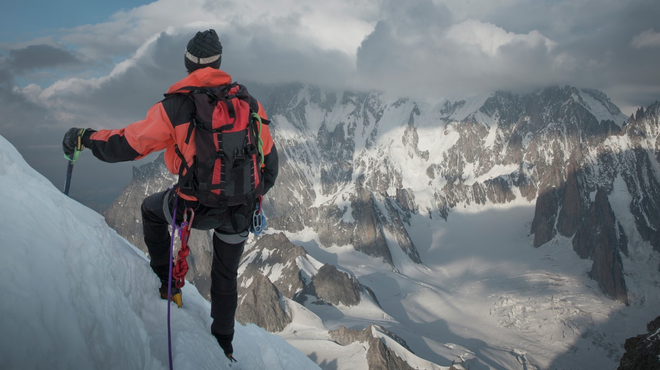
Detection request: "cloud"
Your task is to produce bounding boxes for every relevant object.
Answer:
[5,0,380,129]
[1,0,660,207]
[57,0,377,62]
[2,0,658,125]
[447,19,556,57]
[10,29,357,131]
[7,44,81,72]
[632,28,660,48]
[1,0,658,120]
[355,0,565,99]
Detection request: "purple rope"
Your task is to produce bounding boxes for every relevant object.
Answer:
[167,193,178,370]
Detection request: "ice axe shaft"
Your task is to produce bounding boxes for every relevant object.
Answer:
[63,160,74,196]
[62,128,85,196]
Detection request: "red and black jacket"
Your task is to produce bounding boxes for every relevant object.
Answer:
[82,68,278,199]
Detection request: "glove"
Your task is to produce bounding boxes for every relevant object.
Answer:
[62,128,85,159]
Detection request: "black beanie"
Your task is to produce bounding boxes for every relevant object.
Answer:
[185,29,223,72]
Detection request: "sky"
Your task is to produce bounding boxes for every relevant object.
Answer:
[0,134,322,370]
[1,0,660,208]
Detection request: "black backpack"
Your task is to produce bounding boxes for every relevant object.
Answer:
[169,83,266,209]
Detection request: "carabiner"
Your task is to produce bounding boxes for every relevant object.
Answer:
[250,196,266,235]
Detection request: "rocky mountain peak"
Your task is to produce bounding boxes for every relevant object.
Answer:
[312,264,362,306]
[237,233,378,332]
[329,325,416,370]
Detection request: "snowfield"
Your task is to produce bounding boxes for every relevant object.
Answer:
[0,135,320,370]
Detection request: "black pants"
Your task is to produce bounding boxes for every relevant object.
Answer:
[141,189,251,339]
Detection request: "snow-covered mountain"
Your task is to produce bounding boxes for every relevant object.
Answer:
[0,135,322,370]
[265,84,658,304]
[104,85,660,370]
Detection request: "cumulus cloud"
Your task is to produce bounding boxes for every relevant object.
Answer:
[446,19,556,57]
[58,0,377,62]
[632,28,660,48]
[355,0,567,99]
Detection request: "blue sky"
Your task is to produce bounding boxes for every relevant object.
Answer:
[1,0,154,42]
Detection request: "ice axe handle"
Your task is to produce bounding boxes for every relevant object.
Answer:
[63,160,74,196]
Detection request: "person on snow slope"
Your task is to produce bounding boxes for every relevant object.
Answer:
[62,29,279,361]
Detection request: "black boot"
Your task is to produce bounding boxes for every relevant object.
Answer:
[151,264,182,307]
[212,328,235,360]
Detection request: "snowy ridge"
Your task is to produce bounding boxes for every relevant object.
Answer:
[580,88,628,126]
[0,135,320,370]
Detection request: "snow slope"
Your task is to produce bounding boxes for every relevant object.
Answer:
[0,134,320,370]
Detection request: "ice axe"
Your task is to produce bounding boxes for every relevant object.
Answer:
[63,129,86,196]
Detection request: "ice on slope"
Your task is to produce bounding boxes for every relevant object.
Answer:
[579,89,628,127]
[0,135,320,370]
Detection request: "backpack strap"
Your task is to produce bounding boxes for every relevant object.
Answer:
[173,144,197,193]
[249,112,264,167]
[164,86,210,95]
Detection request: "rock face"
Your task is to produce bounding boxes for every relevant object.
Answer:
[328,324,461,370]
[236,270,291,333]
[329,325,416,370]
[618,315,660,370]
[312,264,362,306]
[236,233,379,331]
[529,100,660,303]
[239,233,308,300]
[264,85,422,267]
[573,190,628,303]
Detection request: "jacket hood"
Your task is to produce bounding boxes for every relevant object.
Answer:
[167,67,232,93]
